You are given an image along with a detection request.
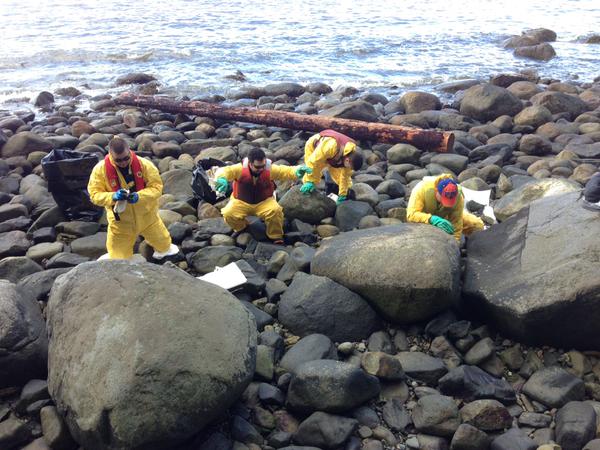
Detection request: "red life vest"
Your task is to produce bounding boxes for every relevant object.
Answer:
[104,152,145,192]
[316,129,356,168]
[232,158,274,204]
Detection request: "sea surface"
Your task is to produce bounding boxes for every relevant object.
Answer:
[0,0,599,105]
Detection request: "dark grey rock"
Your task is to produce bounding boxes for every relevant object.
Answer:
[490,428,537,450]
[450,423,491,450]
[382,398,411,431]
[0,230,31,258]
[258,383,285,406]
[191,245,243,274]
[240,300,274,331]
[531,90,590,120]
[280,186,337,225]
[293,411,358,449]
[460,84,523,122]
[0,280,48,387]
[334,200,375,231]
[320,100,379,122]
[367,330,395,354]
[287,359,380,414]
[0,256,42,284]
[464,337,495,365]
[232,415,263,445]
[555,401,596,450]
[518,412,551,428]
[412,394,460,437]
[0,416,33,449]
[280,334,338,373]
[459,399,512,431]
[464,192,600,349]
[430,154,469,174]
[45,252,90,269]
[438,365,516,404]
[396,352,448,385]
[522,367,585,408]
[279,272,381,342]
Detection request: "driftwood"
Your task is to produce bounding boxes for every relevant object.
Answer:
[116,93,454,152]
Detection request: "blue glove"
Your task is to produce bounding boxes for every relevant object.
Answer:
[215,177,229,193]
[295,166,313,178]
[112,189,128,201]
[336,195,347,205]
[128,192,139,204]
[429,215,455,234]
[300,182,315,194]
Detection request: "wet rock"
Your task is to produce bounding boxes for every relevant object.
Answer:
[287,359,380,414]
[279,334,338,373]
[514,43,556,61]
[0,280,47,386]
[460,399,512,431]
[320,100,378,122]
[449,423,490,450]
[412,394,460,437]
[1,131,53,158]
[293,411,358,449]
[400,91,441,114]
[492,178,580,221]
[438,365,516,403]
[465,192,600,349]
[460,84,523,122]
[556,402,596,450]
[311,225,460,323]
[280,186,336,224]
[531,91,591,120]
[523,367,585,408]
[191,245,243,274]
[334,200,375,231]
[490,428,537,450]
[47,261,257,450]
[396,352,448,385]
[279,272,381,342]
[115,72,156,85]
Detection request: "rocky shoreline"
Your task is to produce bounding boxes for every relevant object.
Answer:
[1,62,600,450]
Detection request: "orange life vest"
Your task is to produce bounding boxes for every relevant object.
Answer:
[104,152,145,192]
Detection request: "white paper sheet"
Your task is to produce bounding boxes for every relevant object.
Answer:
[461,186,497,223]
[197,262,247,290]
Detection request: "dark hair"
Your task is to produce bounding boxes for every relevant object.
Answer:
[109,137,129,154]
[348,151,363,171]
[248,148,266,163]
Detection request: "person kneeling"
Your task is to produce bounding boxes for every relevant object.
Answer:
[407,174,484,242]
[214,148,311,244]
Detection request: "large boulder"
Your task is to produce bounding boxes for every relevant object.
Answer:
[464,192,600,349]
[460,84,523,122]
[279,272,382,342]
[311,225,460,323]
[161,169,194,200]
[47,261,257,450]
[0,280,48,387]
[493,178,580,221]
[514,43,556,61]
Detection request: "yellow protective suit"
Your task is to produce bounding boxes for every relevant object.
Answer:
[216,163,298,240]
[88,155,171,259]
[302,134,355,196]
[406,174,484,241]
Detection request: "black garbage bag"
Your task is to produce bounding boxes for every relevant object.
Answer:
[41,149,102,221]
[191,157,228,204]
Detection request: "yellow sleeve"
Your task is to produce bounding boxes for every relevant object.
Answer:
[270,164,298,182]
[337,167,353,197]
[137,158,164,204]
[87,161,114,208]
[449,195,464,242]
[215,164,243,181]
[406,182,432,224]
[303,137,339,184]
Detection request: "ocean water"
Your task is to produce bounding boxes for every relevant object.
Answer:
[0,0,599,105]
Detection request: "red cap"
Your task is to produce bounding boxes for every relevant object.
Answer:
[437,179,459,207]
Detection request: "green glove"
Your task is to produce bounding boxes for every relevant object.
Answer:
[336,195,347,205]
[300,181,315,194]
[215,177,229,193]
[295,165,313,179]
[429,215,454,235]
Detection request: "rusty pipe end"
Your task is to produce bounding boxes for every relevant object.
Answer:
[437,132,454,153]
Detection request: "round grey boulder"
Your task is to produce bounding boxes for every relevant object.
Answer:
[311,225,460,323]
[47,261,257,450]
[460,84,523,122]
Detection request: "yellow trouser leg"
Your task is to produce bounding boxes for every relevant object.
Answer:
[255,197,284,239]
[462,211,484,236]
[107,223,136,259]
[221,197,253,232]
[140,216,172,253]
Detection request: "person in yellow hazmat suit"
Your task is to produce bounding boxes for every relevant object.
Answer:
[88,137,177,259]
[407,174,484,242]
[299,129,364,204]
[214,148,312,244]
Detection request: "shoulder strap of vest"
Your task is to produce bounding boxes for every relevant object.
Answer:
[242,157,249,168]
